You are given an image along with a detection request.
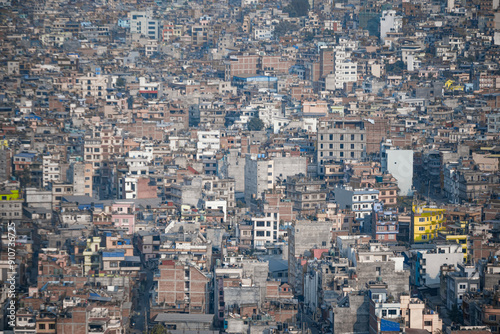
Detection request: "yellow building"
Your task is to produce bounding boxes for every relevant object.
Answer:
[412,205,446,243]
[0,189,21,201]
[438,221,468,261]
[83,236,102,274]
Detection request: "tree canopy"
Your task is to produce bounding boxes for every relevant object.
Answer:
[248,117,265,131]
[274,21,299,38]
[283,0,310,17]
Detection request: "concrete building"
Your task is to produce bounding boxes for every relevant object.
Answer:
[380,141,414,196]
[0,189,23,220]
[335,186,379,221]
[380,10,402,42]
[445,264,480,310]
[67,162,93,197]
[252,212,280,249]
[244,154,274,203]
[197,130,221,159]
[288,220,333,295]
[410,243,464,287]
[371,208,399,242]
[285,174,327,214]
[154,260,211,314]
[317,118,366,175]
[411,205,446,243]
[42,154,62,187]
[487,112,500,133]
[129,11,161,40]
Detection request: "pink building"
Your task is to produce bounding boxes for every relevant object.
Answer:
[111,202,135,234]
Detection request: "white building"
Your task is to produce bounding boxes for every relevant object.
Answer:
[77,73,108,98]
[380,141,414,196]
[42,154,62,187]
[196,130,221,158]
[334,187,379,220]
[129,11,161,40]
[252,212,280,249]
[253,28,273,40]
[380,10,402,42]
[411,244,463,287]
[335,60,357,89]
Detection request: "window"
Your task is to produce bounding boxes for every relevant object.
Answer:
[340,135,344,141]
[340,144,344,149]
[110,262,118,267]
[351,134,355,140]
[388,309,397,315]
[39,324,46,330]
[424,321,432,326]
[351,144,355,149]
[489,315,496,321]
[256,231,265,237]
[459,284,467,290]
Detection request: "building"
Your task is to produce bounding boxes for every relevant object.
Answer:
[154,260,211,314]
[410,243,464,287]
[252,212,280,249]
[380,141,414,196]
[129,11,161,40]
[371,208,399,242]
[0,189,23,220]
[288,220,333,295]
[335,186,380,221]
[411,205,446,243]
[380,10,402,42]
[285,175,327,214]
[317,118,366,175]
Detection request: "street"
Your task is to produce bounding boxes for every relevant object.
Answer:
[131,261,155,333]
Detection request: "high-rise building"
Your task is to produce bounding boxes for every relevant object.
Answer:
[380,140,414,196]
[317,118,366,176]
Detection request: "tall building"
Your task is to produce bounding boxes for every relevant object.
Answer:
[380,140,414,196]
[334,186,380,221]
[411,205,446,243]
[244,154,307,204]
[288,220,333,295]
[129,11,161,40]
[154,260,211,314]
[319,48,334,79]
[380,10,402,42]
[317,118,366,176]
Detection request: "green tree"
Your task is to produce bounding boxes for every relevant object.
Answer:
[248,117,264,131]
[303,31,315,42]
[116,77,126,88]
[283,0,310,17]
[386,60,406,75]
[151,324,170,334]
[274,21,299,38]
